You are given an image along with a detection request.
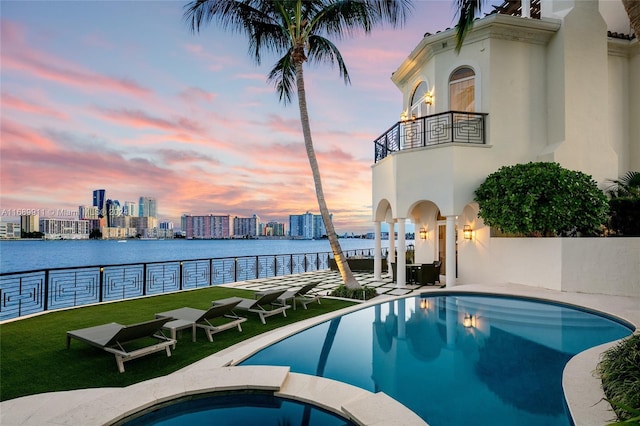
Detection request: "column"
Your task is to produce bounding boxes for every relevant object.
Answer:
[445,215,456,288]
[397,219,406,287]
[374,221,382,280]
[522,0,530,18]
[388,220,396,277]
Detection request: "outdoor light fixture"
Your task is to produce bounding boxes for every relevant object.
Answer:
[419,227,428,240]
[463,225,473,240]
[424,91,434,106]
[420,299,429,310]
[400,111,408,122]
[463,313,475,328]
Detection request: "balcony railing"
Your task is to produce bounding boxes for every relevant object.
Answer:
[0,247,385,321]
[374,111,488,162]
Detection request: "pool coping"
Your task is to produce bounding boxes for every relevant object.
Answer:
[1,282,638,425]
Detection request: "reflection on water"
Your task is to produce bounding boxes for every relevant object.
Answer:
[241,295,632,426]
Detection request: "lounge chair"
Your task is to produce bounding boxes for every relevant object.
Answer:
[212,289,289,324]
[270,282,322,310]
[155,301,247,347]
[66,317,176,373]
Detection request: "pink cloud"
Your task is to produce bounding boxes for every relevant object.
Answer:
[0,118,58,150]
[1,92,69,120]
[1,20,150,98]
[95,107,205,134]
[179,87,216,104]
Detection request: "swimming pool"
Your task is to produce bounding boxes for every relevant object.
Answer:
[240,293,633,426]
[122,392,356,426]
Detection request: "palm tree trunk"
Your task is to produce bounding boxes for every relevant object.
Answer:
[294,61,360,289]
[622,0,640,39]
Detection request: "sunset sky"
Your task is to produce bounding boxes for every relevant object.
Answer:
[1,0,500,234]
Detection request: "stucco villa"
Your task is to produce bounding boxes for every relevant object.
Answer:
[370,0,639,297]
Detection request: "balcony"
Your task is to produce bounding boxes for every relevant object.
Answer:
[373,111,489,162]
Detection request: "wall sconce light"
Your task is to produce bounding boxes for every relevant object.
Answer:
[419,227,428,240]
[424,91,434,106]
[463,225,473,240]
[400,110,408,122]
[462,313,476,328]
[420,299,429,310]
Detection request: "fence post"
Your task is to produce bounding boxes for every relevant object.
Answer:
[98,267,104,302]
[43,270,49,314]
[234,258,238,282]
[143,264,147,296]
[209,259,213,286]
[179,261,183,290]
[274,256,278,277]
[255,256,259,279]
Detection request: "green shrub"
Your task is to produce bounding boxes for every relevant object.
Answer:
[597,334,640,423]
[474,162,609,236]
[330,285,378,300]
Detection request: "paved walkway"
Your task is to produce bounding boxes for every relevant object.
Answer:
[220,268,434,297]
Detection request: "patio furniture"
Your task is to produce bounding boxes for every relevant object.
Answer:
[329,257,387,272]
[66,317,175,373]
[266,282,321,310]
[155,301,247,347]
[418,261,441,286]
[212,289,289,324]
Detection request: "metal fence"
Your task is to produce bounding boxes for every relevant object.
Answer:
[374,111,488,162]
[0,248,381,321]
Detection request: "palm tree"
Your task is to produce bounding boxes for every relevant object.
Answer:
[183,0,412,289]
[606,171,640,198]
[454,0,640,51]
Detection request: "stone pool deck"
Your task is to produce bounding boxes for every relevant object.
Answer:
[1,270,638,426]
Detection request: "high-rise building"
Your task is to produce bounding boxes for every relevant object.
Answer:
[289,211,329,239]
[182,214,231,239]
[21,214,39,234]
[262,221,286,237]
[138,196,157,218]
[233,215,259,238]
[105,199,122,227]
[92,189,106,217]
[312,214,328,239]
[39,218,89,240]
[79,205,99,220]
[123,201,137,216]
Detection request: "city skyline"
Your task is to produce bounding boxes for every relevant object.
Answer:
[1,1,501,234]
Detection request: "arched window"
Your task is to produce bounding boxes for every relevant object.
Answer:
[410,81,429,118]
[449,67,475,112]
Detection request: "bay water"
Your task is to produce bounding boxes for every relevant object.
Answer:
[0,238,388,274]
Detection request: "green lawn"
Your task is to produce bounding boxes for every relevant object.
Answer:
[0,286,355,401]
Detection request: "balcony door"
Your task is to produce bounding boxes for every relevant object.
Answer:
[449,67,475,112]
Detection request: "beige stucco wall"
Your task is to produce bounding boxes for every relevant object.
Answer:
[458,233,640,297]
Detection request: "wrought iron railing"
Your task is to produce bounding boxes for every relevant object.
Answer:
[374,111,488,162]
[0,248,384,321]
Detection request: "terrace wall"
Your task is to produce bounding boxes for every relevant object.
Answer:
[458,237,639,297]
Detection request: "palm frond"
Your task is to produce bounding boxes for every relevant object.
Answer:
[606,171,640,198]
[267,52,296,104]
[307,35,350,85]
[454,0,486,52]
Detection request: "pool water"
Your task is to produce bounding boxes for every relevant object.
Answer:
[122,392,356,425]
[240,294,633,426]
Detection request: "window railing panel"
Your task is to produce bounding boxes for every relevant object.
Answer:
[374,111,488,162]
